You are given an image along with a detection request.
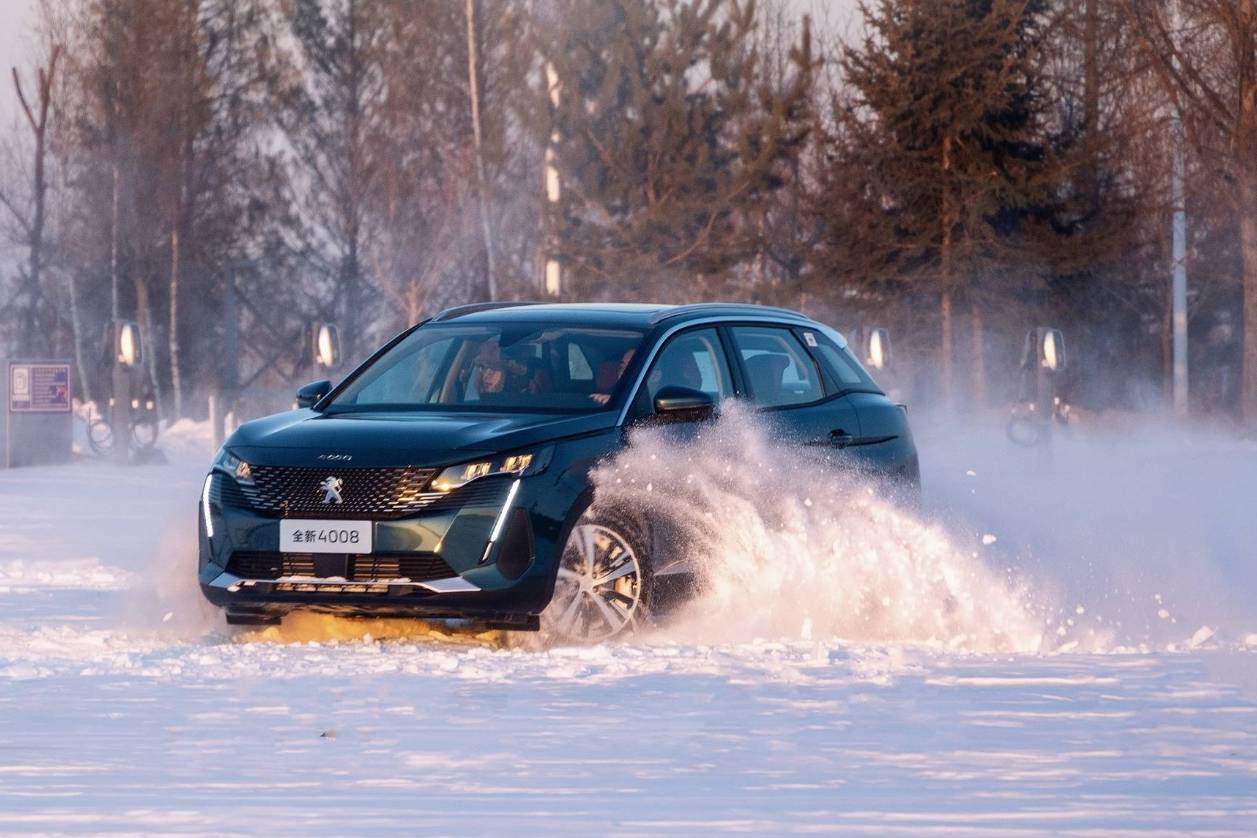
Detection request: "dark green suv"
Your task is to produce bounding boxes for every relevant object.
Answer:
[198,302,918,639]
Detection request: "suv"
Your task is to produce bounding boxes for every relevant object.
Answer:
[198,302,919,639]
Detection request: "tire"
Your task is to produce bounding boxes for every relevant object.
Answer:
[542,513,653,642]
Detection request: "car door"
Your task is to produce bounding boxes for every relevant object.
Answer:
[724,324,863,461]
[625,327,736,578]
[796,325,916,479]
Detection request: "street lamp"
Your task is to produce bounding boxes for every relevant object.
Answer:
[312,322,341,370]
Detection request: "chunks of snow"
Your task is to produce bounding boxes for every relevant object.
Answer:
[1188,626,1215,648]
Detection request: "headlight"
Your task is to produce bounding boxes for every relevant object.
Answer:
[212,447,254,485]
[430,447,553,493]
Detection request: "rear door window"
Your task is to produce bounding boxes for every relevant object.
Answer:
[728,326,824,408]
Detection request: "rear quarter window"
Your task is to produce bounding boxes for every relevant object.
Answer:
[802,330,880,391]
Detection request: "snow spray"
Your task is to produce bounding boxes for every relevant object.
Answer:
[590,405,1047,652]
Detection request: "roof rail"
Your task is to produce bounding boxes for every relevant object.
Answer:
[650,302,810,324]
[431,301,542,322]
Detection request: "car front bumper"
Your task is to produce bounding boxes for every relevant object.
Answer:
[198,470,575,624]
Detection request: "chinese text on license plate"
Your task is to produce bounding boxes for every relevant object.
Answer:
[279,520,372,554]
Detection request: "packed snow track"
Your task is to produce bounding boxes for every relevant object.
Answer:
[0,418,1255,836]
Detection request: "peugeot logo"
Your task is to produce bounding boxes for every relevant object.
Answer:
[319,476,344,505]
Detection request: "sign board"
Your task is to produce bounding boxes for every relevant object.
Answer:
[8,362,71,413]
[3,360,74,468]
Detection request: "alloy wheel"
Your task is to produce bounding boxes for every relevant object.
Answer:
[546,523,644,641]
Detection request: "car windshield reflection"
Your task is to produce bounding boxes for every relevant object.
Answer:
[326,323,645,414]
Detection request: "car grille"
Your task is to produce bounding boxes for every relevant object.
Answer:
[227,551,456,583]
[215,469,512,519]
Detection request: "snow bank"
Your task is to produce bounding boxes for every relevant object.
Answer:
[156,417,217,463]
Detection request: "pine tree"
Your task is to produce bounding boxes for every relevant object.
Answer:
[534,0,812,300]
[819,0,1053,405]
[281,0,388,362]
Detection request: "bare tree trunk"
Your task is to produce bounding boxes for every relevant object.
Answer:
[1164,268,1174,401]
[10,46,61,356]
[168,223,182,419]
[406,281,422,325]
[111,162,120,323]
[466,0,496,300]
[970,296,986,408]
[67,269,92,404]
[940,288,953,406]
[1241,174,1257,424]
[1082,0,1100,214]
[135,272,163,416]
[1123,0,1257,423]
[939,134,955,406]
[1239,0,1257,425]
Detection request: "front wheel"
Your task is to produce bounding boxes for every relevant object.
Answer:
[542,517,652,642]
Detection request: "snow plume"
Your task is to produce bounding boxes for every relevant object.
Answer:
[590,406,1046,652]
[918,412,1257,652]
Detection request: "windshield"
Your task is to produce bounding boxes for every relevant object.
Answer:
[326,323,646,413]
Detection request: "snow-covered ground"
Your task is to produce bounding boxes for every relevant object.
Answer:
[1,413,1255,835]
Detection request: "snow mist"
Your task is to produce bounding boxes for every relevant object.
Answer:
[590,406,1046,652]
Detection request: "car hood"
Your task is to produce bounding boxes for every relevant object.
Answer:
[225,408,619,467]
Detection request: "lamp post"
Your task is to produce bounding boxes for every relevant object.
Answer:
[312,322,341,371]
[109,320,142,464]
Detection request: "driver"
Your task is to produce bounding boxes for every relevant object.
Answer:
[472,340,549,399]
[590,348,636,405]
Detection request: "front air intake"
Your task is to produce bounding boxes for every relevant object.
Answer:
[495,509,535,580]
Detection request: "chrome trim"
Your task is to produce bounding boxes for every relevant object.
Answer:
[648,303,809,324]
[208,571,481,594]
[617,314,832,426]
[421,576,481,593]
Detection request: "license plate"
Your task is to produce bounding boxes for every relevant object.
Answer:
[279,520,372,554]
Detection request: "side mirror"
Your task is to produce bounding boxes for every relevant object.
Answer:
[652,386,716,423]
[296,379,332,409]
[863,327,892,370]
[313,322,340,369]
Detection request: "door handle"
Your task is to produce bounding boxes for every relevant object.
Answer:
[830,429,854,448]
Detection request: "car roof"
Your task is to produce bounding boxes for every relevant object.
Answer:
[430,301,813,329]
